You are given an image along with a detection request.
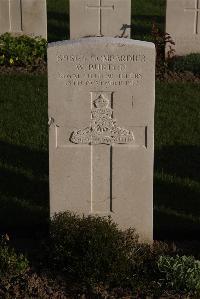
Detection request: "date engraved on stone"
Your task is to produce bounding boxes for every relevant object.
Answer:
[70,93,134,145]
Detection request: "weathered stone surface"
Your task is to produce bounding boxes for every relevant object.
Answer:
[48,38,155,242]
[0,0,47,39]
[166,0,200,56]
[70,0,131,38]
[0,0,22,33]
[0,0,10,34]
[21,0,47,38]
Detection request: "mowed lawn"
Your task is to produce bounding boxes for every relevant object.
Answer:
[0,75,199,241]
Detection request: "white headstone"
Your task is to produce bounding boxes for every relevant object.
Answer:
[70,0,131,38]
[0,0,47,39]
[48,38,155,242]
[166,0,200,56]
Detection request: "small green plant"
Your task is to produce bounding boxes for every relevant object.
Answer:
[43,211,173,296]
[0,33,47,67]
[0,235,29,279]
[151,22,175,64]
[158,255,200,296]
[45,212,139,287]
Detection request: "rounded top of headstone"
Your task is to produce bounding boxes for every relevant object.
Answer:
[48,37,155,50]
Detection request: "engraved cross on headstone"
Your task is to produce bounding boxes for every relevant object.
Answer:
[184,0,200,34]
[70,92,135,213]
[86,0,115,36]
[8,0,22,32]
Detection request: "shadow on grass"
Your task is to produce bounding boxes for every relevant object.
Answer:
[154,178,200,240]
[0,140,49,236]
[133,15,165,24]
[1,141,199,241]
[154,145,200,241]
[47,11,69,42]
[155,145,200,182]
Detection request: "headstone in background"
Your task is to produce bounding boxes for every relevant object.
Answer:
[0,0,47,39]
[0,0,22,33]
[70,0,131,38]
[166,0,200,56]
[48,38,155,242]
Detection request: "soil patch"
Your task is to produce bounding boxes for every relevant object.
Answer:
[0,63,47,75]
[0,271,193,299]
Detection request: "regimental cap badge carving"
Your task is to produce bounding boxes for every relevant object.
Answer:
[70,93,135,145]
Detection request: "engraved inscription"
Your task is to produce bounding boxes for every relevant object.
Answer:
[57,53,146,88]
[70,93,134,145]
[57,54,146,63]
[59,71,142,87]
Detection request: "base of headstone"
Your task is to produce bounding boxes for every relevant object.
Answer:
[0,0,47,39]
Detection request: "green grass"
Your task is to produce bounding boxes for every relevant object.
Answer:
[132,0,166,41]
[0,75,48,234]
[155,82,200,240]
[0,75,199,241]
[169,54,200,75]
[47,0,69,42]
